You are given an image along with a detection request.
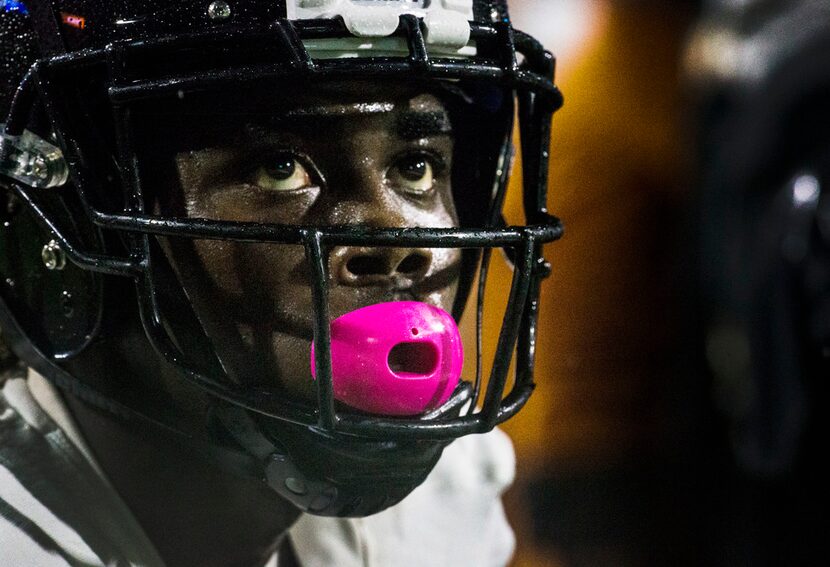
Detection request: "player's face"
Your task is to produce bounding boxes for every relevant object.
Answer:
[159,85,461,404]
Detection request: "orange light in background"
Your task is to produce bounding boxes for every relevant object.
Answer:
[499,0,611,468]
[497,2,696,566]
[510,0,608,79]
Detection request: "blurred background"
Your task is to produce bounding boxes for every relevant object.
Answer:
[494,1,829,565]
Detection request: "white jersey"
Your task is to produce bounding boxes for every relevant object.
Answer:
[0,372,515,567]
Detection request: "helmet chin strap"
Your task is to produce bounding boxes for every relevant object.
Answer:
[213,402,451,517]
[1,292,448,518]
[211,405,344,515]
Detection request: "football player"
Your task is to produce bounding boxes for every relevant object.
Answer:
[0,1,562,565]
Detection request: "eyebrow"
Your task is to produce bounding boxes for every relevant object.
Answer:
[260,106,452,140]
[396,110,452,140]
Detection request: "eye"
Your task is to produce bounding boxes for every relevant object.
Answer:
[388,154,438,195]
[253,154,313,192]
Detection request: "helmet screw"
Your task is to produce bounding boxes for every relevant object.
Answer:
[41,240,66,271]
[207,1,232,20]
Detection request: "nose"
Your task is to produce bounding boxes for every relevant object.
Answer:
[331,246,433,287]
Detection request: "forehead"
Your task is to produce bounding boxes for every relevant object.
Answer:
[271,89,453,140]
[141,81,454,151]
[258,82,451,128]
[272,81,448,108]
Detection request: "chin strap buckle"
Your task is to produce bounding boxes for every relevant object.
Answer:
[213,404,339,514]
[0,125,68,189]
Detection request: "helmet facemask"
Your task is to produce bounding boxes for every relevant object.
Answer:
[0,1,562,516]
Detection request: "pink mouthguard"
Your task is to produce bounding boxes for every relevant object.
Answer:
[310,301,463,416]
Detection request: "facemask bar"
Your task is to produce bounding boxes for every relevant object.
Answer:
[2,15,562,440]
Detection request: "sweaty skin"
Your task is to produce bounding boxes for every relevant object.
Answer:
[61,84,463,567]
[163,85,461,404]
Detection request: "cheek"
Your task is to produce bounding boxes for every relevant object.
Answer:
[271,332,317,400]
[181,240,309,318]
[176,240,251,303]
[440,183,460,227]
[190,190,320,224]
[398,188,459,229]
[168,239,315,389]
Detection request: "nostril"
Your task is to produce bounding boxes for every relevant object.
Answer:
[396,253,429,276]
[338,248,432,282]
[346,255,387,276]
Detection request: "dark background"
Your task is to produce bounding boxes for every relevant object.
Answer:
[498,1,828,566]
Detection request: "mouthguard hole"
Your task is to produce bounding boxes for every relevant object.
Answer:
[388,342,438,377]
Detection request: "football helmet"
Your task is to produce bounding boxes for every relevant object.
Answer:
[0,0,562,516]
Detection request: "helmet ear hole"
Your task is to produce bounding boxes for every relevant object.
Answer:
[0,186,102,360]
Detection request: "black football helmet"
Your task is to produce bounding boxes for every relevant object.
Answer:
[0,0,562,517]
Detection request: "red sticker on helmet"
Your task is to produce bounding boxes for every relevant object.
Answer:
[61,12,86,29]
